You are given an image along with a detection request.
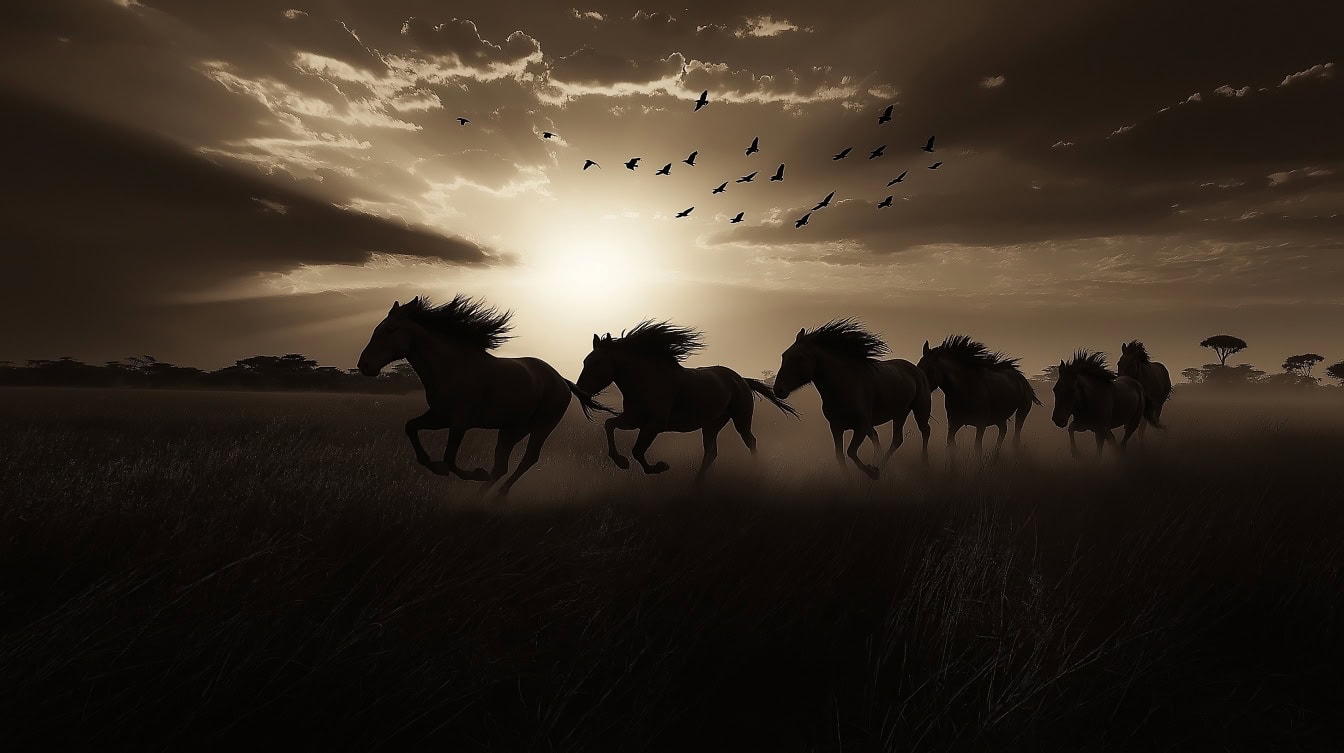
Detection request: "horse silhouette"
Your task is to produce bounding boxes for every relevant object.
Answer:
[576,322,797,479]
[1117,341,1172,430]
[918,335,1040,456]
[773,320,931,479]
[357,296,612,494]
[1051,350,1153,457]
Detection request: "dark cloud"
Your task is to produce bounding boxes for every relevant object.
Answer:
[549,47,684,86]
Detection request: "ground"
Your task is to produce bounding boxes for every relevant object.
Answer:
[2,387,1343,750]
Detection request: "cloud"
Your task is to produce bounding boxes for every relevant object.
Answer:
[1268,166,1335,186]
[549,47,686,87]
[1051,140,1074,148]
[1280,62,1335,86]
[979,75,1006,89]
[1181,92,1202,103]
[282,9,306,20]
[399,17,540,64]
[1213,84,1249,97]
[735,16,802,38]
[1108,124,1135,138]
[568,9,605,22]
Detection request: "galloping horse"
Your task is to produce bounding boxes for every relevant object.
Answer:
[576,322,797,479]
[1117,340,1172,429]
[772,319,931,480]
[917,335,1040,455]
[1051,350,1153,456]
[357,296,612,494]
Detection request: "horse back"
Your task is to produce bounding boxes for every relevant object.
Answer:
[872,359,928,419]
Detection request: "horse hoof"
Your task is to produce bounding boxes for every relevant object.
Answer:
[427,461,454,476]
[866,466,880,480]
[648,462,671,474]
[611,455,631,470]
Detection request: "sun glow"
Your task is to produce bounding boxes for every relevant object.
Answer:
[516,218,671,316]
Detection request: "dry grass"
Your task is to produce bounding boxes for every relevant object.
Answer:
[2,387,1343,751]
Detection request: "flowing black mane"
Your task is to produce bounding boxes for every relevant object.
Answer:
[607,321,705,362]
[400,295,513,350]
[931,335,1022,373]
[1064,350,1117,381]
[803,319,889,361]
[1122,340,1151,363]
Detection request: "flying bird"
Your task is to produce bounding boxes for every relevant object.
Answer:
[878,104,894,124]
[456,117,470,126]
[877,195,894,208]
[832,147,853,160]
[712,182,728,194]
[928,161,943,169]
[736,171,758,183]
[745,136,760,156]
[887,171,908,186]
[769,163,785,182]
[625,158,641,170]
[694,90,709,111]
[676,207,694,218]
[922,136,936,152]
[794,213,811,228]
[729,212,744,224]
[542,131,556,139]
[869,145,887,159]
[812,191,836,210]
[683,151,698,166]
[656,163,672,175]
[582,160,600,170]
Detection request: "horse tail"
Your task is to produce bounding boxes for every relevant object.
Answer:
[745,378,800,418]
[565,380,617,420]
[1026,378,1043,406]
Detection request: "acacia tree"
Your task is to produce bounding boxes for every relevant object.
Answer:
[1200,335,1248,365]
[1326,360,1344,386]
[1282,353,1324,377]
[1181,367,1203,384]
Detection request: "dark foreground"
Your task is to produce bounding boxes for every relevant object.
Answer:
[2,388,1344,751]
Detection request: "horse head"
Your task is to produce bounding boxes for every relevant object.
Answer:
[772,328,815,399]
[357,299,416,376]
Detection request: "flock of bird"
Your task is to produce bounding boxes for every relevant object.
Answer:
[457,91,945,229]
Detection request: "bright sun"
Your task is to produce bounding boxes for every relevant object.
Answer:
[519,217,669,315]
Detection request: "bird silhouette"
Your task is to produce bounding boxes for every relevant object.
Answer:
[583,160,601,170]
[745,136,759,156]
[877,195,894,208]
[878,104,894,124]
[712,182,728,194]
[736,171,758,183]
[812,191,836,210]
[922,136,936,153]
[832,147,853,160]
[769,163,785,182]
[683,151,698,166]
[794,213,811,228]
[928,161,943,169]
[887,171,907,186]
[869,145,887,159]
[729,212,744,223]
[625,158,641,170]
[694,90,709,111]
[656,163,672,175]
[676,207,694,218]
[456,117,470,126]
[542,131,556,139]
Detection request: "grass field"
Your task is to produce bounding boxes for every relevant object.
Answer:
[3,386,1344,751]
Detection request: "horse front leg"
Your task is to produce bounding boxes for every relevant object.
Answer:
[974,425,986,456]
[405,411,443,469]
[697,421,728,481]
[830,423,846,467]
[429,427,490,481]
[632,426,669,474]
[1068,426,1081,459]
[605,414,634,469]
[847,426,880,480]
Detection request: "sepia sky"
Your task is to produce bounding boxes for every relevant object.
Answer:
[2,0,1342,377]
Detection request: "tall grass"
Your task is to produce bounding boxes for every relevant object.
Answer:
[2,388,1343,750]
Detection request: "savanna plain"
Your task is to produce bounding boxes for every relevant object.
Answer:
[3,386,1343,751]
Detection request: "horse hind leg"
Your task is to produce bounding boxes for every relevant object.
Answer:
[497,417,564,496]
[914,403,932,466]
[847,428,880,480]
[483,428,527,492]
[731,401,757,455]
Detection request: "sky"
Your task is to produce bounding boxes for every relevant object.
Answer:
[1,0,1342,378]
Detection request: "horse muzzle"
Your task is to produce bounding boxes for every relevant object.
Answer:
[1051,414,1069,429]
[357,361,381,377]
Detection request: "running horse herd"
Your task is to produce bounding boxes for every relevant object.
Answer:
[357,295,1174,494]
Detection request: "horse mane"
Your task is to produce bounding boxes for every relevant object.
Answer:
[1063,349,1117,381]
[608,320,705,362]
[802,318,889,361]
[932,334,1022,373]
[400,295,513,351]
[1122,340,1151,363]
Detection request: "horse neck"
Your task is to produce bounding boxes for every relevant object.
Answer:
[404,324,490,386]
[937,358,977,397]
[611,355,680,397]
[810,350,866,398]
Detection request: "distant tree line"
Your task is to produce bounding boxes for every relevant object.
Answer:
[1022,334,1344,390]
[0,354,421,393]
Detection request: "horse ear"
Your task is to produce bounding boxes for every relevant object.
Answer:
[922,340,931,356]
[1120,342,1128,353]
[796,327,805,341]
[390,301,400,313]
[592,333,600,349]
[1059,359,1066,370]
